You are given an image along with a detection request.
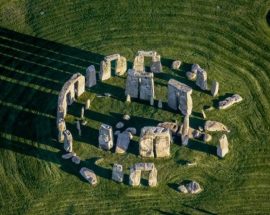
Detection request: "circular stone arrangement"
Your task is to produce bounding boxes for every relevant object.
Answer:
[56,50,243,191]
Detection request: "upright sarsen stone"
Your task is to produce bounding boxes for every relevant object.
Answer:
[116,56,127,76]
[196,69,208,90]
[85,65,96,88]
[98,124,113,150]
[63,130,73,152]
[99,60,111,81]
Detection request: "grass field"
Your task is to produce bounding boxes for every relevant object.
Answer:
[0,1,270,214]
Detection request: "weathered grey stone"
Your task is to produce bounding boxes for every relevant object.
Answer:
[125,69,139,98]
[168,79,193,116]
[157,122,179,135]
[158,100,163,108]
[115,56,127,76]
[57,118,66,142]
[186,71,197,80]
[57,73,85,121]
[116,122,124,129]
[126,94,131,102]
[218,94,243,110]
[186,181,202,194]
[148,167,158,187]
[140,126,171,158]
[204,120,230,132]
[211,80,219,97]
[203,133,212,142]
[86,65,96,88]
[98,124,114,150]
[115,131,131,154]
[151,54,162,73]
[76,120,81,136]
[80,167,98,185]
[191,64,200,73]
[129,167,141,186]
[63,130,73,152]
[178,185,188,193]
[181,135,189,146]
[114,130,121,136]
[125,127,137,135]
[171,60,181,70]
[112,164,124,183]
[62,152,76,159]
[81,107,84,119]
[72,155,80,164]
[99,60,111,81]
[217,134,229,158]
[196,69,208,90]
[192,129,202,139]
[123,114,130,121]
[85,99,91,110]
[181,116,190,146]
[140,73,155,101]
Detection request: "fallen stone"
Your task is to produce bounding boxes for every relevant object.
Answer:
[123,114,130,121]
[116,122,124,129]
[80,167,98,185]
[186,181,202,194]
[112,164,124,183]
[178,185,188,194]
[104,93,111,97]
[217,134,229,158]
[126,127,137,135]
[171,60,181,70]
[192,129,202,139]
[211,81,219,97]
[62,152,76,160]
[72,156,80,164]
[186,71,197,81]
[157,122,179,135]
[218,94,243,110]
[115,131,131,154]
[204,120,230,132]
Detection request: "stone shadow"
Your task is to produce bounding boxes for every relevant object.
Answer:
[187,139,216,156]
[212,92,234,108]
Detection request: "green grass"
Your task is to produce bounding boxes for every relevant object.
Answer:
[0,0,270,214]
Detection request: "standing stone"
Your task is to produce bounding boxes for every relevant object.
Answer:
[115,56,127,76]
[139,73,155,101]
[148,167,158,187]
[139,132,154,158]
[133,55,144,72]
[57,118,66,142]
[81,107,85,119]
[126,94,131,102]
[168,79,193,116]
[115,131,131,154]
[129,167,141,186]
[99,60,111,81]
[150,54,162,73]
[112,164,124,183]
[196,69,208,90]
[171,60,181,70]
[211,81,219,97]
[98,124,114,150]
[181,116,189,146]
[76,120,81,136]
[125,69,139,98]
[158,100,163,109]
[85,65,96,88]
[85,99,91,110]
[63,130,73,152]
[217,134,229,158]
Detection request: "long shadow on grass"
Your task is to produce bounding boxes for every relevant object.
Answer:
[187,139,216,156]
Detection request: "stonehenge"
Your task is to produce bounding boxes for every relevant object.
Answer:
[133,50,162,73]
[86,65,96,88]
[139,126,171,158]
[63,130,73,152]
[168,79,193,116]
[171,60,181,70]
[125,69,155,101]
[57,118,66,142]
[99,54,127,81]
[178,181,202,194]
[181,116,190,146]
[211,80,219,96]
[115,131,132,154]
[217,134,229,158]
[196,68,208,90]
[204,120,230,132]
[218,94,243,109]
[129,163,157,187]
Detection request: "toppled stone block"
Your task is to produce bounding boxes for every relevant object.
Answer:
[186,71,197,80]
[186,181,202,194]
[123,114,130,121]
[116,122,124,129]
[217,134,229,158]
[157,122,179,135]
[211,80,219,97]
[98,124,113,150]
[63,130,73,152]
[62,152,76,159]
[115,131,131,154]
[72,155,80,164]
[168,79,193,116]
[80,167,98,185]
[196,69,208,90]
[86,65,96,88]
[218,94,243,110]
[112,164,124,183]
[171,60,181,70]
[178,185,188,193]
[203,133,212,142]
[204,120,230,132]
